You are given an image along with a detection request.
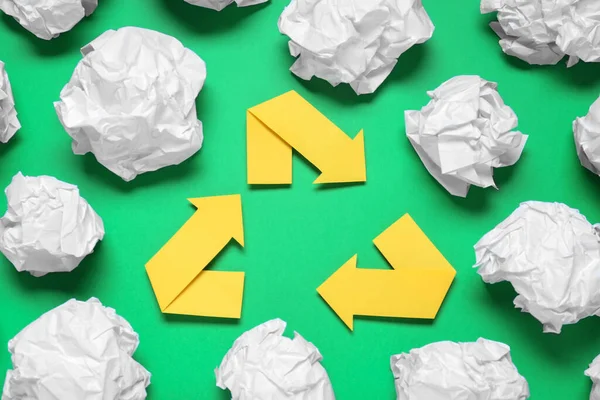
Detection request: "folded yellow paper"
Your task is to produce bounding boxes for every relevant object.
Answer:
[146,195,245,318]
[318,214,456,330]
[247,90,366,184]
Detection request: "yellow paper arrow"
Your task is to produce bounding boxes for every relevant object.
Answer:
[145,195,245,318]
[247,90,366,184]
[317,214,456,330]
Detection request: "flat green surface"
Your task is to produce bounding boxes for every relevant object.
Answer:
[1,0,600,399]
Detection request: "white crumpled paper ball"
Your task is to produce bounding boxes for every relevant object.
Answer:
[406,75,527,197]
[0,172,104,277]
[0,0,97,40]
[54,27,206,182]
[278,0,434,95]
[475,201,600,333]
[2,298,150,400]
[586,354,600,400]
[482,0,600,66]
[184,0,267,11]
[574,96,600,176]
[0,61,20,144]
[215,319,335,399]
[391,338,530,400]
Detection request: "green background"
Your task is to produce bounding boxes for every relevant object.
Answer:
[1,0,600,398]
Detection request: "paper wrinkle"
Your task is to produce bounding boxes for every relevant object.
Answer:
[0,0,96,40]
[0,61,19,144]
[586,354,600,400]
[574,96,600,176]
[482,0,600,66]
[474,201,600,333]
[391,338,530,400]
[278,0,434,95]
[54,27,206,182]
[1,298,150,400]
[184,0,267,11]
[0,172,104,277]
[406,75,527,197]
[215,319,336,399]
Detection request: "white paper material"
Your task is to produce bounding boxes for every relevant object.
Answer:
[475,201,600,333]
[184,0,267,11]
[0,61,19,144]
[586,354,600,400]
[0,172,104,277]
[482,0,600,66]
[54,27,206,182]
[406,75,527,197]
[215,319,335,399]
[574,96,600,176]
[278,0,434,95]
[391,338,530,400]
[2,298,150,400]
[0,0,97,40]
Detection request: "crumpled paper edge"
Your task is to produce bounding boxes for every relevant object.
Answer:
[0,61,20,144]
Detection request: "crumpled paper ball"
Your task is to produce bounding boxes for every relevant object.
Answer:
[586,354,600,400]
[0,0,97,40]
[184,0,267,11]
[574,96,600,176]
[2,298,150,400]
[474,201,600,333]
[406,75,527,197]
[215,319,335,399]
[0,172,104,277]
[0,61,20,144]
[391,338,530,400]
[482,0,600,66]
[54,27,206,182]
[278,0,434,95]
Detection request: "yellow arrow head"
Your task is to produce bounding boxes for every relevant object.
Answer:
[187,194,244,247]
[313,130,366,184]
[317,255,358,331]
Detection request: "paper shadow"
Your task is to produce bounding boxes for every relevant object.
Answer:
[80,150,201,193]
[158,0,269,35]
[502,51,600,87]
[10,241,104,295]
[142,381,154,399]
[249,183,292,190]
[285,43,429,106]
[355,315,434,327]
[578,163,600,199]
[483,280,600,361]
[0,134,20,160]
[1,13,88,56]
[315,181,366,191]
[163,313,241,325]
